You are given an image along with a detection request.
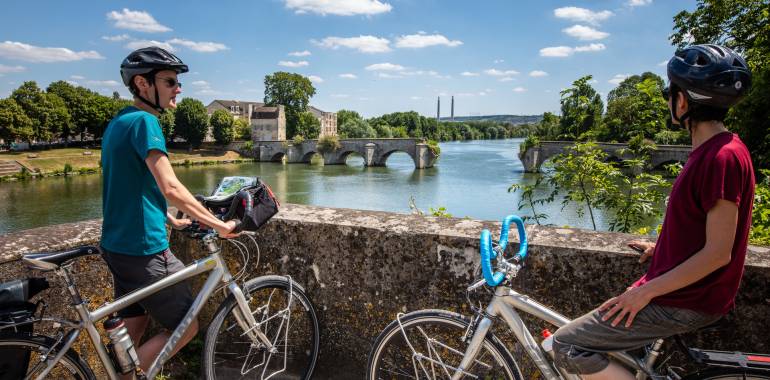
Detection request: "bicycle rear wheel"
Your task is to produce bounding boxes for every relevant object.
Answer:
[0,333,95,380]
[203,275,319,380]
[367,309,522,380]
[682,367,770,379]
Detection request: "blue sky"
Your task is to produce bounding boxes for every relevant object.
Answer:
[0,0,695,118]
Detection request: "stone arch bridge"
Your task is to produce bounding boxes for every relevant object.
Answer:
[519,141,691,173]
[247,138,438,169]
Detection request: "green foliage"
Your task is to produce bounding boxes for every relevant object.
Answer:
[559,75,604,139]
[372,122,393,138]
[508,175,555,225]
[158,109,175,140]
[429,206,452,218]
[263,72,316,139]
[749,170,770,246]
[653,129,690,145]
[339,118,376,138]
[604,75,669,141]
[426,140,441,156]
[242,140,254,151]
[316,134,341,153]
[520,135,540,153]
[210,109,235,145]
[233,118,251,140]
[671,0,770,172]
[547,142,619,230]
[295,111,320,139]
[174,98,209,149]
[291,134,305,145]
[63,163,73,175]
[336,109,362,130]
[0,98,34,142]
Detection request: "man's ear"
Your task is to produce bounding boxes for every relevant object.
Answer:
[677,91,689,115]
[133,75,150,91]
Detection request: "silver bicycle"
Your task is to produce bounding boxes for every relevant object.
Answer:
[367,215,770,380]
[0,189,319,380]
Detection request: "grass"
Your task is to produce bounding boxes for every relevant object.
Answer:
[0,147,248,175]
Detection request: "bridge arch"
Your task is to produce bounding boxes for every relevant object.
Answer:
[269,152,285,162]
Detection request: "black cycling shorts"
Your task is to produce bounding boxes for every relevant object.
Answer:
[101,248,194,331]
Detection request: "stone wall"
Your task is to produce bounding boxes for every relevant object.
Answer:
[1,205,768,378]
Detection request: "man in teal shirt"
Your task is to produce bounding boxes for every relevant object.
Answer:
[101,47,237,376]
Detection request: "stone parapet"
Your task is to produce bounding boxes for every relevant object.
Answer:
[1,205,768,378]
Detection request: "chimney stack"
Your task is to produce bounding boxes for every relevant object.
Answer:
[451,96,455,122]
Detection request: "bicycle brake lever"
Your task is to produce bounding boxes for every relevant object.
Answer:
[467,278,487,292]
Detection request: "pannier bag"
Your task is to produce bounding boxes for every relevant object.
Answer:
[0,277,49,380]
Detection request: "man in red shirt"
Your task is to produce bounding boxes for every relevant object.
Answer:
[552,44,755,379]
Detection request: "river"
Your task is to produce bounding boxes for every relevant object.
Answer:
[0,138,666,234]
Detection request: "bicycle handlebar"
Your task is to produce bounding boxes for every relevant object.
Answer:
[181,189,254,238]
[479,215,527,287]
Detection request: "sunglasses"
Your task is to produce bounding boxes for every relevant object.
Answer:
[155,76,182,88]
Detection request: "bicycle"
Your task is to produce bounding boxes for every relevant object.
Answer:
[0,187,319,380]
[366,215,770,379]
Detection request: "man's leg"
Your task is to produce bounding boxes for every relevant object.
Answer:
[136,318,199,372]
[123,315,149,346]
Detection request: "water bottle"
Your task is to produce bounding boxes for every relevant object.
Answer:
[541,329,555,359]
[103,317,140,374]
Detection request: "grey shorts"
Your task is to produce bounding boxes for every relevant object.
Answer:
[101,248,194,330]
[552,303,721,375]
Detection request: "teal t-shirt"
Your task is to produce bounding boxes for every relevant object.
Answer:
[101,106,169,255]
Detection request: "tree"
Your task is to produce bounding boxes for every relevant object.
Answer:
[44,93,72,142]
[263,72,316,139]
[210,109,235,145]
[233,118,251,140]
[604,74,669,141]
[174,98,209,150]
[0,98,34,142]
[535,112,561,140]
[339,118,376,138]
[336,109,362,128]
[11,81,48,143]
[559,75,604,140]
[671,0,770,173]
[295,111,320,139]
[158,109,175,141]
[47,81,106,140]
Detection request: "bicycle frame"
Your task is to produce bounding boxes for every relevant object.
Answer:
[34,235,270,380]
[452,285,653,380]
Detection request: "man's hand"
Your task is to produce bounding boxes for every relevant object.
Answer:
[628,240,655,263]
[215,220,239,239]
[170,217,192,230]
[598,286,654,328]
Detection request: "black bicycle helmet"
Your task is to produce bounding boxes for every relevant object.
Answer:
[120,47,188,112]
[667,44,751,109]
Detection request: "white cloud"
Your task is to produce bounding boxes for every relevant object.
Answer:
[106,9,171,33]
[288,50,311,57]
[0,64,26,74]
[493,59,505,64]
[365,62,404,71]
[339,73,358,79]
[394,33,462,49]
[65,80,78,85]
[628,0,652,6]
[529,70,548,77]
[284,0,392,16]
[461,71,479,77]
[608,74,630,85]
[483,68,519,76]
[499,77,515,82]
[278,60,309,68]
[512,87,527,93]
[554,7,613,25]
[70,75,85,80]
[125,40,175,52]
[87,80,121,86]
[102,34,132,42]
[377,72,402,79]
[562,25,609,40]
[308,75,323,83]
[0,41,104,62]
[166,38,228,53]
[196,88,224,95]
[540,43,606,57]
[313,35,391,53]
[191,80,209,86]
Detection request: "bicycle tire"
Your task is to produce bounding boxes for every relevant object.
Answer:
[367,309,522,380]
[0,333,96,380]
[682,367,770,379]
[202,275,319,380]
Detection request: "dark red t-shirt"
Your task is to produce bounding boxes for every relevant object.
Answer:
[633,132,755,315]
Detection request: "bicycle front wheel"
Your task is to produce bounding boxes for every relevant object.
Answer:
[367,309,522,380]
[203,275,319,380]
[0,333,95,380]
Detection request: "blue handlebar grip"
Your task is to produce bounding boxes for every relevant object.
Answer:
[503,215,528,261]
[480,229,505,286]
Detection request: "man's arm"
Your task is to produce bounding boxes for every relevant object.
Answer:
[599,198,738,327]
[146,150,236,236]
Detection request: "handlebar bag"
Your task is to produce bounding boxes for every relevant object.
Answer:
[238,178,280,231]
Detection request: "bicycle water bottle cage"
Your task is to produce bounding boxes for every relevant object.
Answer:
[479,215,528,287]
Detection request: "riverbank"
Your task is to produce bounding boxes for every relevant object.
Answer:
[0,147,252,181]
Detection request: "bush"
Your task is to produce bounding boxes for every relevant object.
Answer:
[750,170,770,246]
[63,163,73,175]
[317,135,341,153]
[653,130,690,145]
[210,109,235,145]
[292,135,305,145]
[520,135,540,152]
[426,140,441,156]
[242,141,254,152]
[233,118,251,140]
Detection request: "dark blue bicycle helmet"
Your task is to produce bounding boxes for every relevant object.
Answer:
[120,47,188,112]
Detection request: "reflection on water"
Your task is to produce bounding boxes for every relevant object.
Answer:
[0,139,667,234]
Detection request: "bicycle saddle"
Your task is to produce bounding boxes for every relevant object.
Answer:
[22,246,101,271]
